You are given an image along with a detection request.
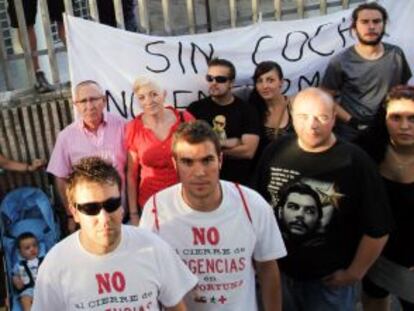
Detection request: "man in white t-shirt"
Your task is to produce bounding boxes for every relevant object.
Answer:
[140,120,286,311]
[32,157,197,311]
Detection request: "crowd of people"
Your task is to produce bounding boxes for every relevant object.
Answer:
[1,2,413,311]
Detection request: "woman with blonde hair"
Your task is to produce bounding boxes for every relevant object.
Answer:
[125,77,193,225]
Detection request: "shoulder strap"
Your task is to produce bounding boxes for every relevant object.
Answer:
[151,184,252,231]
[234,183,252,224]
[152,194,160,232]
[19,260,35,290]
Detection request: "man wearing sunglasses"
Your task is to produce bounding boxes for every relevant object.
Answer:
[33,157,197,311]
[187,58,260,185]
[47,80,126,234]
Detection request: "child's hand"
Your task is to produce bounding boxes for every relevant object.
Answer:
[12,275,24,290]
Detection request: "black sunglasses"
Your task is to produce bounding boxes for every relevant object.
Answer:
[74,197,121,216]
[206,75,231,84]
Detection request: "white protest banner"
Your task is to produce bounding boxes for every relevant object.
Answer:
[66,0,414,119]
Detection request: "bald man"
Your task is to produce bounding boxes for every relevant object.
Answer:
[254,87,392,310]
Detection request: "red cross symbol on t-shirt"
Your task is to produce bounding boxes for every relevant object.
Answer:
[218,295,227,304]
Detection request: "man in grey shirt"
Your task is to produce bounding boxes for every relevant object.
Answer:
[322,2,411,141]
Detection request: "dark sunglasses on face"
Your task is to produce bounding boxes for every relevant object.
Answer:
[74,197,121,216]
[206,75,231,84]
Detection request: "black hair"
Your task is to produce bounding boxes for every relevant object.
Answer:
[208,58,236,81]
[357,85,414,163]
[172,120,221,157]
[278,182,323,220]
[351,2,388,29]
[249,61,284,124]
[16,232,37,249]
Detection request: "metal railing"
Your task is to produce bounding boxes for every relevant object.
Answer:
[0,0,362,94]
[0,0,363,195]
[0,90,73,198]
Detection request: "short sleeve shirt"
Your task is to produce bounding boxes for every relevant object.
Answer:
[322,43,412,120]
[255,136,392,280]
[47,113,126,180]
[140,181,286,311]
[187,96,260,184]
[32,226,197,310]
[124,107,194,207]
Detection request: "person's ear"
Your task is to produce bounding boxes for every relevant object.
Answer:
[218,152,223,170]
[172,156,177,171]
[70,205,81,224]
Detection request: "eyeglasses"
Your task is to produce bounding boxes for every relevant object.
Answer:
[74,197,121,216]
[294,113,332,124]
[206,75,231,84]
[76,96,104,105]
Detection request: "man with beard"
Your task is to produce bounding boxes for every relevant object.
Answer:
[187,58,260,185]
[322,2,412,141]
[278,182,323,238]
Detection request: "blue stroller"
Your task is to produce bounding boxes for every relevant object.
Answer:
[0,187,60,311]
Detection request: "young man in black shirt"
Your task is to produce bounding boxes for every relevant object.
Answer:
[187,58,260,185]
[255,87,391,311]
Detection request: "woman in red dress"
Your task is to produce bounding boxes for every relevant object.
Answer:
[125,77,194,225]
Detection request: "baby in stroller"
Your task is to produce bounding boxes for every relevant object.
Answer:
[12,232,43,311]
[0,187,60,311]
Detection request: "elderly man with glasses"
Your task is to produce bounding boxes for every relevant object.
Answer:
[187,58,260,185]
[47,80,126,233]
[33,157,197,311]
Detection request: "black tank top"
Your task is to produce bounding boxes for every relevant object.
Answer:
[382,177,414,267]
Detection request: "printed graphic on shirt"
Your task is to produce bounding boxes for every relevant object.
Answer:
[71,271,157,310]
[267,167,301,208]
[212,115,227,142]
[268,168,344,246]
[178,226,250,307]
[302,178,344,233]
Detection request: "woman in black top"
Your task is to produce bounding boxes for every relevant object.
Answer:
[359,85,414,311]
[249,61,293,171]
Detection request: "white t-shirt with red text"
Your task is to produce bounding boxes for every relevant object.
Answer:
[140,181,286,311]
[32,226,197,311]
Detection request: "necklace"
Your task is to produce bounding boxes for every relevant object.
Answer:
[267,96,289,134]
[387,146,414,171]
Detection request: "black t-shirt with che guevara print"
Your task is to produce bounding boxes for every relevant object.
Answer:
[254,135,392,280]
